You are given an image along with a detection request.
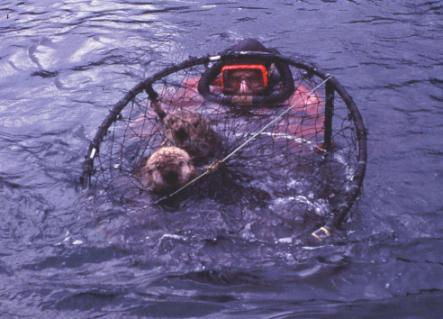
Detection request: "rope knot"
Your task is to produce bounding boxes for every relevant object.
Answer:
[206,160,223,174]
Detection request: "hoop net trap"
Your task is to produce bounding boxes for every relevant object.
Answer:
[81,52,367,241]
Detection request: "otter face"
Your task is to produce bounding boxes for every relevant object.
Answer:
[141,146,196,193]
[163,110,220,160]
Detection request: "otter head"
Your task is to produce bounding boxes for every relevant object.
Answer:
[141,146,196,193]
[163,110,220,160]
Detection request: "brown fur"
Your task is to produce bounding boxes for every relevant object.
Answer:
[163,109,221,160]
[141,146,196,193]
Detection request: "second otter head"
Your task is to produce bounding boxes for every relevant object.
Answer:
[163,110,221,160]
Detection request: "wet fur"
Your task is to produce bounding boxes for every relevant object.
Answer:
[163,109,221,160]
[141,146,196,193]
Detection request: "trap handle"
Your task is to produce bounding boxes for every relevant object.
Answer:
[323,80,335,151]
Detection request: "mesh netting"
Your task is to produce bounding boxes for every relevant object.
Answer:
[81,53,367,240]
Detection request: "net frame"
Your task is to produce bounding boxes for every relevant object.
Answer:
[80,51,367,241]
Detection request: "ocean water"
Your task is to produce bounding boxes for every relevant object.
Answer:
[0,1,442,318]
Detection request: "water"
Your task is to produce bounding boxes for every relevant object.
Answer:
[1,1,442,317]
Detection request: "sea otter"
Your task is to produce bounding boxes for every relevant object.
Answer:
[140,146,196,193]
[162,108,222,161]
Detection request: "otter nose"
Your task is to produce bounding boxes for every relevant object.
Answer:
[164,171,178,184]
[175,128,188,142]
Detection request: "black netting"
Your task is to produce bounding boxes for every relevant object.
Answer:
[81,53,367,240]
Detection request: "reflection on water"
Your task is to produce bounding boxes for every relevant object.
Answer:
[1,0,443,317]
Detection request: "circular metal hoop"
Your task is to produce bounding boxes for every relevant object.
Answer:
[80,52,367,241]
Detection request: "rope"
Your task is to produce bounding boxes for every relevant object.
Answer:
[154,77,331,204]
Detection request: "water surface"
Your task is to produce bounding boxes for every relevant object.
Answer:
[1,1,442,318]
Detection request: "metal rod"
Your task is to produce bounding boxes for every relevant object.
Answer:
[323,79,335,151]
[144,84,158,101]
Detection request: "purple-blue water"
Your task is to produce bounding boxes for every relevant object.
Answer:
[1,1,442,318]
